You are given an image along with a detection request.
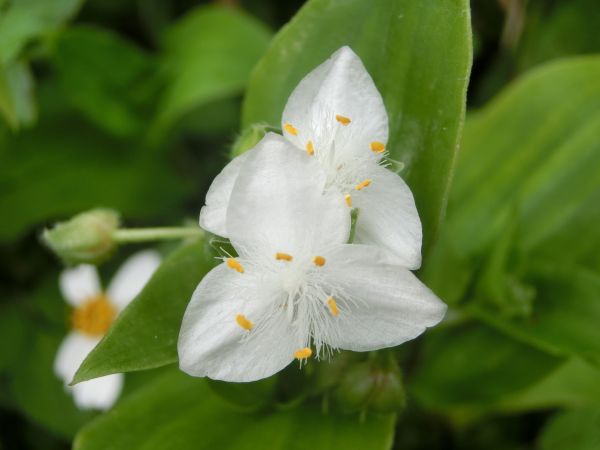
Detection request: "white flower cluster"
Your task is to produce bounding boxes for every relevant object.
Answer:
[178,47,447,383]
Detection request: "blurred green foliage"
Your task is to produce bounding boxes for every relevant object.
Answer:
[1,0,599,449]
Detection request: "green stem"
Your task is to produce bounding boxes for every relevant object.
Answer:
[112,227,203,243]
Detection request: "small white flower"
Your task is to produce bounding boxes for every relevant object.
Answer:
[200,46,422,269]
[178,136,445,382]
[54,250,161,410]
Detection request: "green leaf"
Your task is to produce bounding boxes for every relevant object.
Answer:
[153,5,272,136]
[497,358,600,413]
[0,60,36,130]
[242,0,473,253]
[0,83,189,242]
[539,408,600,450]
[0,0,84,65]
[75,368,396,450]
[448,56,600,265]
[471,267,600,366]
[52,25,158,138]
[410,323,563,419]
[516,0,600,72]
[72,240,214,384]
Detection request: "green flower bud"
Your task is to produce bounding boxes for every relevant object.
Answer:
[230,123,271,158]
[333,359,406,414]
[333,362,376,412]
[42,209,120,265]
[368,366,406,413]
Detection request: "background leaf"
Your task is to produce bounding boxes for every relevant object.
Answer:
[242,0,473,254]
[0,60,36,130]
[73,240,214,383]
[52,25,158,138]
[0,83,189,242]
[74,368,395,450]
[448,56,600,264]
[539,408,600,450]
[153,5,272,137]
[410,324,562,419]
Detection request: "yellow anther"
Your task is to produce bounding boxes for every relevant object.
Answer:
[294,347,313,360]
[335,115,351,125]
[306,140,314,156]
[370,141,385,153]
[344,194,353,207]
[327,296,339,316]
[284,123,298,136]
[226,258,244,273]
[275,252,293,262]
[236,314,253,331]
[71,294,116,336]
[355,179,372,191]
[313,256,326,267]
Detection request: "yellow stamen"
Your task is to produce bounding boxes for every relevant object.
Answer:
[370,141,385,153]
[327,296,339,316]
[236,314,253,331]
[344,194,353,207]
[306,140,314,156]
[226,258,244,273]
[284,123,298,136]
[294,347,312,360]
[335,115,351,125]
[275,252,293,262]
[71,294,116,337]
[313,256,326,267]
[355,179,372,191]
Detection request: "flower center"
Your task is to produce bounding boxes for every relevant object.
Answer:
[71,294,117,337]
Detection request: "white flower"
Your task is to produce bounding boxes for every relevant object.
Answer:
[200,46,422,269]
[178,135,445,382]
[54,250,161,410]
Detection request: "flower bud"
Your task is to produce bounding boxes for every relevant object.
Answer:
[333,362,376,412]
[368,366,406,413]
[42,209,120,265]
[334,360,406,414]
[230,123,270,158]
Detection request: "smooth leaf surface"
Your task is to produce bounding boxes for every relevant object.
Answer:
[53,26,158,137]
[0,84,189,242]
[242,0,472,254]
[154,5,271,135]
[0,0,84,64]
[539,408,600,450]
[497,358,600,413]
[472,267,600,366]
[73,240,214,383]
[410,324,563,418]
[75,369,395,450]
[448,56,600,263]
[0,60,36,130]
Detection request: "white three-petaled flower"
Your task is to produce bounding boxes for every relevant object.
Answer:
[200,46,422,269]
[54,251,161,410]
[178,137,446,382]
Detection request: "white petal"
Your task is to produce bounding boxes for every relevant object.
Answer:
[71,373,123,411]
[282,46,388,161]
[353,164,422,269]
[54,332,100,384]
[107,250,161,311]
[322,245,446,351]
[226,132,350,259]
[199,151,251,236]
[59,265,101,306]
[178,263,300,382]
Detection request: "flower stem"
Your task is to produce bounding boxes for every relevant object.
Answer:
[112,227,203,244]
